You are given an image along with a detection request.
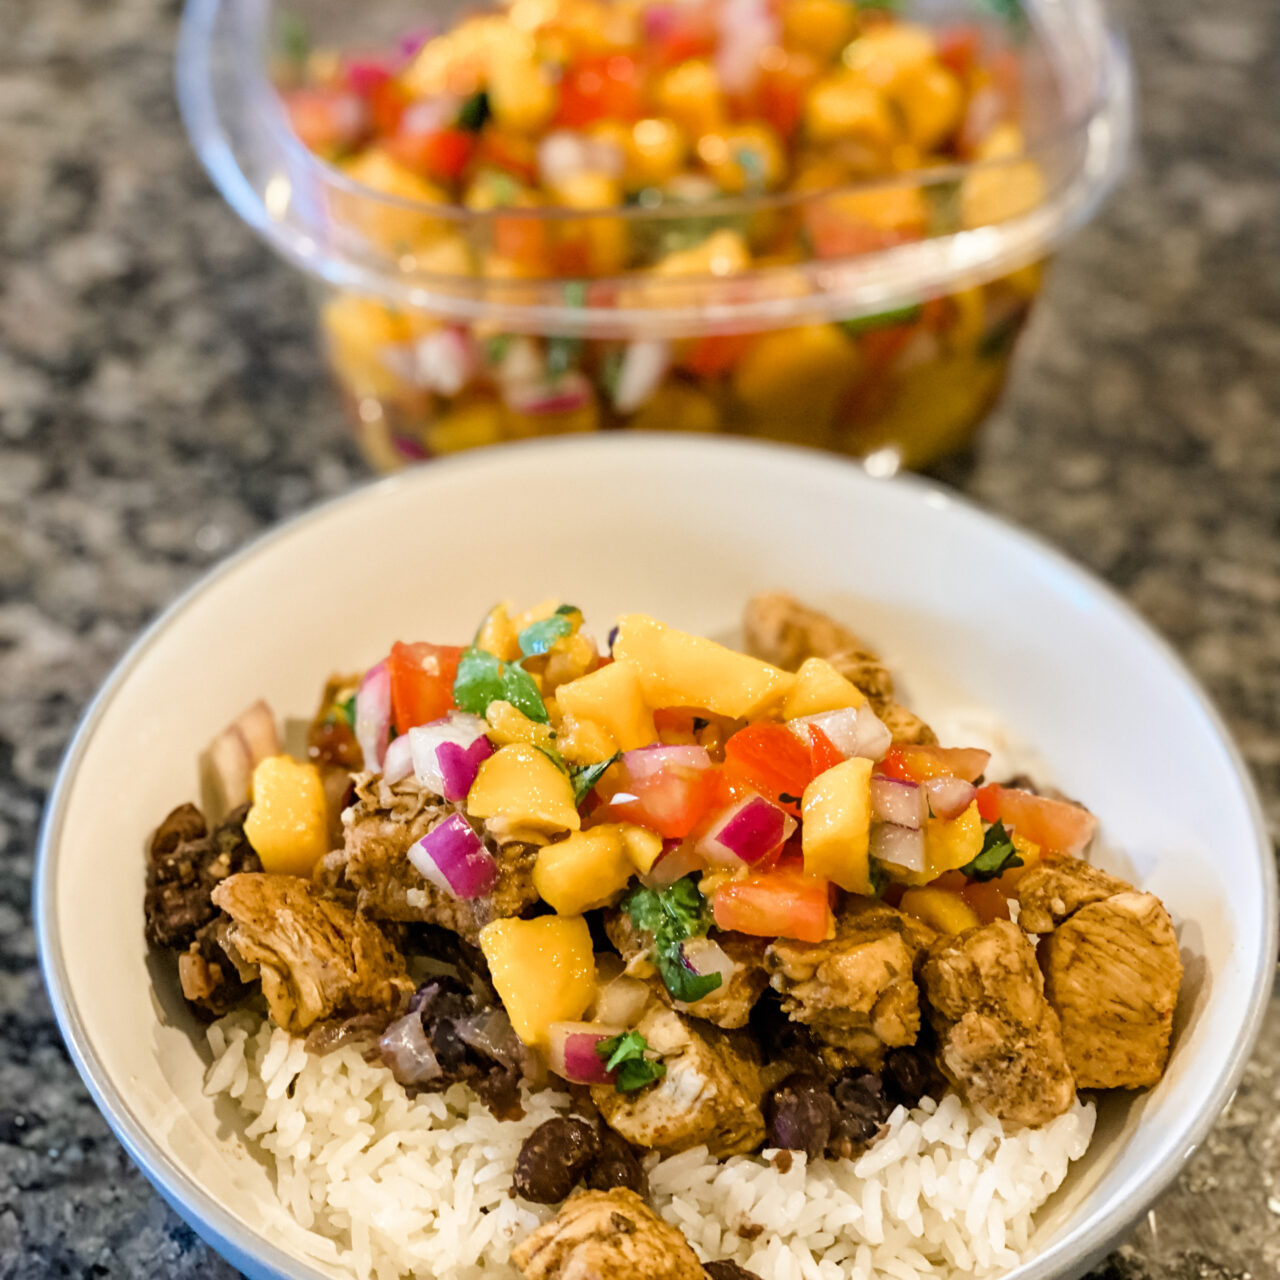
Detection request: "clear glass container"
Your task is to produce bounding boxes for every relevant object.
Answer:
[178,0,1132,470]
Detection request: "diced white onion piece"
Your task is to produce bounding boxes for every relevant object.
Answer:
[870,776,926,830]
[415,327,476,396]
[678,937,738,999]
[870,822,927,874]
[642,840,706,890]
[409,713,492,799]
[622,744,711,782]
[379,1011,443,1085]
[592,975,651,1028]
[924,775,978,821]
[382,733,415,785]
[546,1021,623,1085]
[789,705,891,762]
[612,340,671,415]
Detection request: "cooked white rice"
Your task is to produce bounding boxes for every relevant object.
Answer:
[203,1010,1094,1280]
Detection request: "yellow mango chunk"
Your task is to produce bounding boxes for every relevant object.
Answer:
[618,824,664,875]
[486,700,558,753]
[554,711,620,766]
[555,661,657,753]
[897,802,986,885]
[899,886,980,935]
[243,756,330,877]
[534,827,635,914]
[479,916,596,1047]
[783,657,868,719]
[800,757,874,893]
[466,744,581,840]
[612,614,795,720]
[475,603,521,661]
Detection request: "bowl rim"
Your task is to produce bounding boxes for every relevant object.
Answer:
[35,434,1277,1280]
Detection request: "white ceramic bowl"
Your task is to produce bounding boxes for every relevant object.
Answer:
[37,435,1275,1280]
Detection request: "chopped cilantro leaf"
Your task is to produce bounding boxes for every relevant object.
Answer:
[571,753,621,805]
[278,12,310,68]
[778,791,802,806]
[534,742,569,773]
[518,614,573,657]
[868,857,889,896]
[483,334,513,366]
[457,89,491,133]
[545,335,582,379]
[624,877,722,1004]
[842,304,923,336]
[555,603,581,617]
[596,1030,666,1093]
[961,820,1025,882]
[452,646,549,723]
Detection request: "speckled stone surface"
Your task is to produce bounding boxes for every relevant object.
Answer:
[1,0,1278,1276]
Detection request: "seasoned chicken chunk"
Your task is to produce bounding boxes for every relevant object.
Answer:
[512,1188,704,1280]
[321,772,538,944]
[605,912,769,1030]
[206,873,414,1032]
[1018,861,1182,1089]
[742,593,936,744]
[764,901,936,1070]
[920,920,1075,1127]
[592,1004,765,1157]
[1015,860,1133,934]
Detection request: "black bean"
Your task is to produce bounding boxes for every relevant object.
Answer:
[704,1262,762,1280]
[883,1046,943,1109]
[513,1118,601,1204]
[764,1074,838,1160]
[585,1123,648,1198]
[827,1069,893,1160]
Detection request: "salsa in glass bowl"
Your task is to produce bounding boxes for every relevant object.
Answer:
[178,0,1131,469]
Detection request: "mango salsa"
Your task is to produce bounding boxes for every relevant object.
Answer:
[478,916,596,1046]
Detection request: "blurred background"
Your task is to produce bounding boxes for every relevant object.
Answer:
[1,0,1278,1276]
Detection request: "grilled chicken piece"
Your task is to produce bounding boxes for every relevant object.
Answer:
[320,772,539,944]
[605,913,769,1030]
[764,901,936,1070]
[592,1004,766,1157]
[205,873,414,1032]
[920,920,1076,1127]
[512,1188,704,1280]
[741,593,935,744]
[1018,861,1182,1089]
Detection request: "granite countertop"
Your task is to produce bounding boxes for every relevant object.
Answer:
[1,0,1278,1276]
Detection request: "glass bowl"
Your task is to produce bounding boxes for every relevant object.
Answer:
[177,0,1132,470]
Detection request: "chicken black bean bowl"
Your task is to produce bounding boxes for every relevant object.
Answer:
[37,437,1276,1280]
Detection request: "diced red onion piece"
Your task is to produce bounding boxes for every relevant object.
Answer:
[870,776,926,830]
[355,661,392,770]
[697,796,795,867]
[678,937,737,998]
[924,775,977,821]
[622,744,711,782]
[612,340,671,415]
[343,58,393,95]
[379,1011,442,1086]
[408,814,498,900]
[869,823,927,874]
[382,732,415,785]
[505,371,594,417]
[546,1022,623,1085]
[642,839,707,889]
[409,713,491,798]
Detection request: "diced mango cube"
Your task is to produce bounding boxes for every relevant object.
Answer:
[339,149,449,250]
[804,73,897,149]
[781,0,859,61]
[534,827,635,914]
[467,743,581,840]
[243,756,331,877]
[487,46,558,133]
[612,615,795,719]
[554,711,621,765]
[783,657,868,719]
[618,823,664,874]
[801,757,873,893]
[899,886,980,935]
[555,660,657,752]
[486,699,559,753]
[478,915,596,1046]
[894,801,986,884]
[476,602,521,661]
[656,59,725,138]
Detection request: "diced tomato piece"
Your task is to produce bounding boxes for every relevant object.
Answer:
[282,87,368,155]
[936,24,981,80]
[713,866,834,943]
[648,9,717,67]
[755,50,820,141]
[680,332,758,377]
[493,212,549,271]
[807,725,844,776]
[724,723,814,816]
[387,127,475,182]
[387,641,463,734]
[475,130,540,184]
[880,744,991,784]
[804,204,916,260]
[367,78,409,136]
[959,878,1011,924]
[974,785,1097,856]
[601,765,721,839]
[556,55,644,128]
